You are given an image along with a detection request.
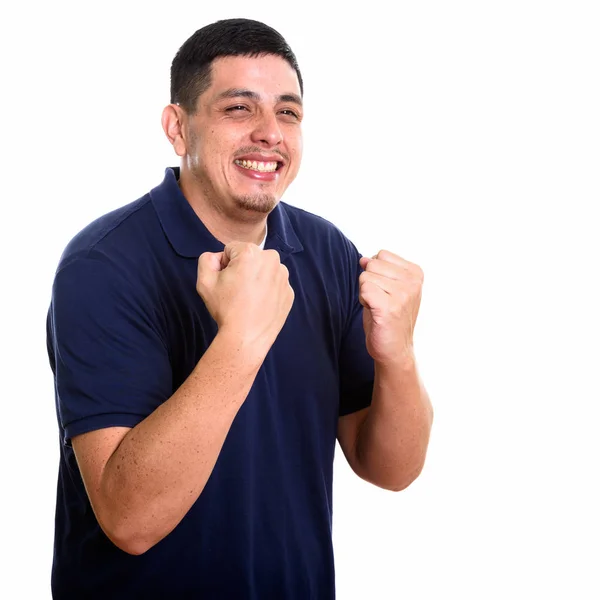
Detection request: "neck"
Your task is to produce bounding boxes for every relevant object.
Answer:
[178,168,268,247]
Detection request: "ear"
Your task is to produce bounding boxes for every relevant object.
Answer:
[161,104,188,157]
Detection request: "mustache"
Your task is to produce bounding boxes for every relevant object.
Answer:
[234,146,289,162]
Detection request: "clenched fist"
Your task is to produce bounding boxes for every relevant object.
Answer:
[359,250,424,366]
[197,242,294,353]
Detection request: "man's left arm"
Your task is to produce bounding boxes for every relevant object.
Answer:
[337,250,433,492]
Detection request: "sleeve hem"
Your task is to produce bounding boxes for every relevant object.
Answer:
[64,413,147,446]
[338,381,374,417]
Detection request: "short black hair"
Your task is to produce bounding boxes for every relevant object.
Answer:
[170,18,303,113]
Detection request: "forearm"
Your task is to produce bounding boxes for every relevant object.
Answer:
[98,331,265,553]
[356,354,433,491]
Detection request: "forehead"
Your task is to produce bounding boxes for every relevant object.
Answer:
[206,55,301,100]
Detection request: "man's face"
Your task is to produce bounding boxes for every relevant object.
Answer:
[182,54,303,217]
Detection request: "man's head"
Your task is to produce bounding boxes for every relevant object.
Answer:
[170,18,303,114]
[163,19,304,220]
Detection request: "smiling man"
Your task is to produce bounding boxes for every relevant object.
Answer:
[47,18,433,600]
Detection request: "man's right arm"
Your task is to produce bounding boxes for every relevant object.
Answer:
[65,242,293,555]
[73,329,264,555]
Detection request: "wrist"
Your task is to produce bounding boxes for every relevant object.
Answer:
[374,348,417,377]
[213,326,270,369]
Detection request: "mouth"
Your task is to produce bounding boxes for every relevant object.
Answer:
[233,159,283,173]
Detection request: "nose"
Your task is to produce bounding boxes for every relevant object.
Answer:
[250,110,283,147]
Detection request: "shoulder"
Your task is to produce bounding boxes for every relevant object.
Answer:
[55,194,156,275]
[280,201,342,234]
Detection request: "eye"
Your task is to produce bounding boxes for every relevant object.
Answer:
[226,105,250,112]
[279,109,301,120]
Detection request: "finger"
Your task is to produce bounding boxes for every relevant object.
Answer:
[374,251,424,281]
[359,271,395,295]
[198,251,225,273]
[359,280,389,310]
[375,249,412,268]
[263,248,283,265]
[359,256,371,270]
[197,251,224,288]
[220,251,230,269]
[223,241,258,264]
[365,257,412,280]
[278,262,290,279]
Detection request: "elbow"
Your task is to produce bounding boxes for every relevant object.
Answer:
[388,467,423,492]
[380,458,427,493]
[352,447,429,493]
[355,463,424,493]
[92,482,183,555]
[111,534,153,557]
[102,522,154,556]
[97,511,159,556]
[92,487,171,555]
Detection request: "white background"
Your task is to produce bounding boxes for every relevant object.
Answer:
[1,1,599,598]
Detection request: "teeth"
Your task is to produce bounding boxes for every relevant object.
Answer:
[235,160,278,173]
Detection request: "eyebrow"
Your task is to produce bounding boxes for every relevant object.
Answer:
[216,88,303,106]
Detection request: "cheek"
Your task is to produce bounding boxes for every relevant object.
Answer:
[201,136,235,169]
[289,144,303,176]
[292,135,303,162]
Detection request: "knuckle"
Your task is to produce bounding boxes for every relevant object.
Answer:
[397,289,409,303]
[407,263,423,281]
[238,244,255,257]
[365,259,377,272]
[415,266,424,281]
[264,249,281,263]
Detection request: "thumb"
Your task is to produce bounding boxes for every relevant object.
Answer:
[199,251,226,272]
[197,251,225,287]
[223,241,260,267]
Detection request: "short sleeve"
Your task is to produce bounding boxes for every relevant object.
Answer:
[48,255,172,444]
[338,245,375,417]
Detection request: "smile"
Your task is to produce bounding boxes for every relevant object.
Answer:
[234,159,279,173]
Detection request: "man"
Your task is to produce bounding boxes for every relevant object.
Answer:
[47,18,433,599]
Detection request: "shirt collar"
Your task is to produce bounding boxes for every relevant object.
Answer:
[150,167,304,259]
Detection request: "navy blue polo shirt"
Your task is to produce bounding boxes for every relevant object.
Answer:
[47,167,374,599]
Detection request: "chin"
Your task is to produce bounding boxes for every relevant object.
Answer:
[233,193,279,215]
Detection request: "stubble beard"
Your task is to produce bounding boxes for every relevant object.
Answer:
[189,161,279,217]
[186,131,281,217]
[232,193,278,215]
